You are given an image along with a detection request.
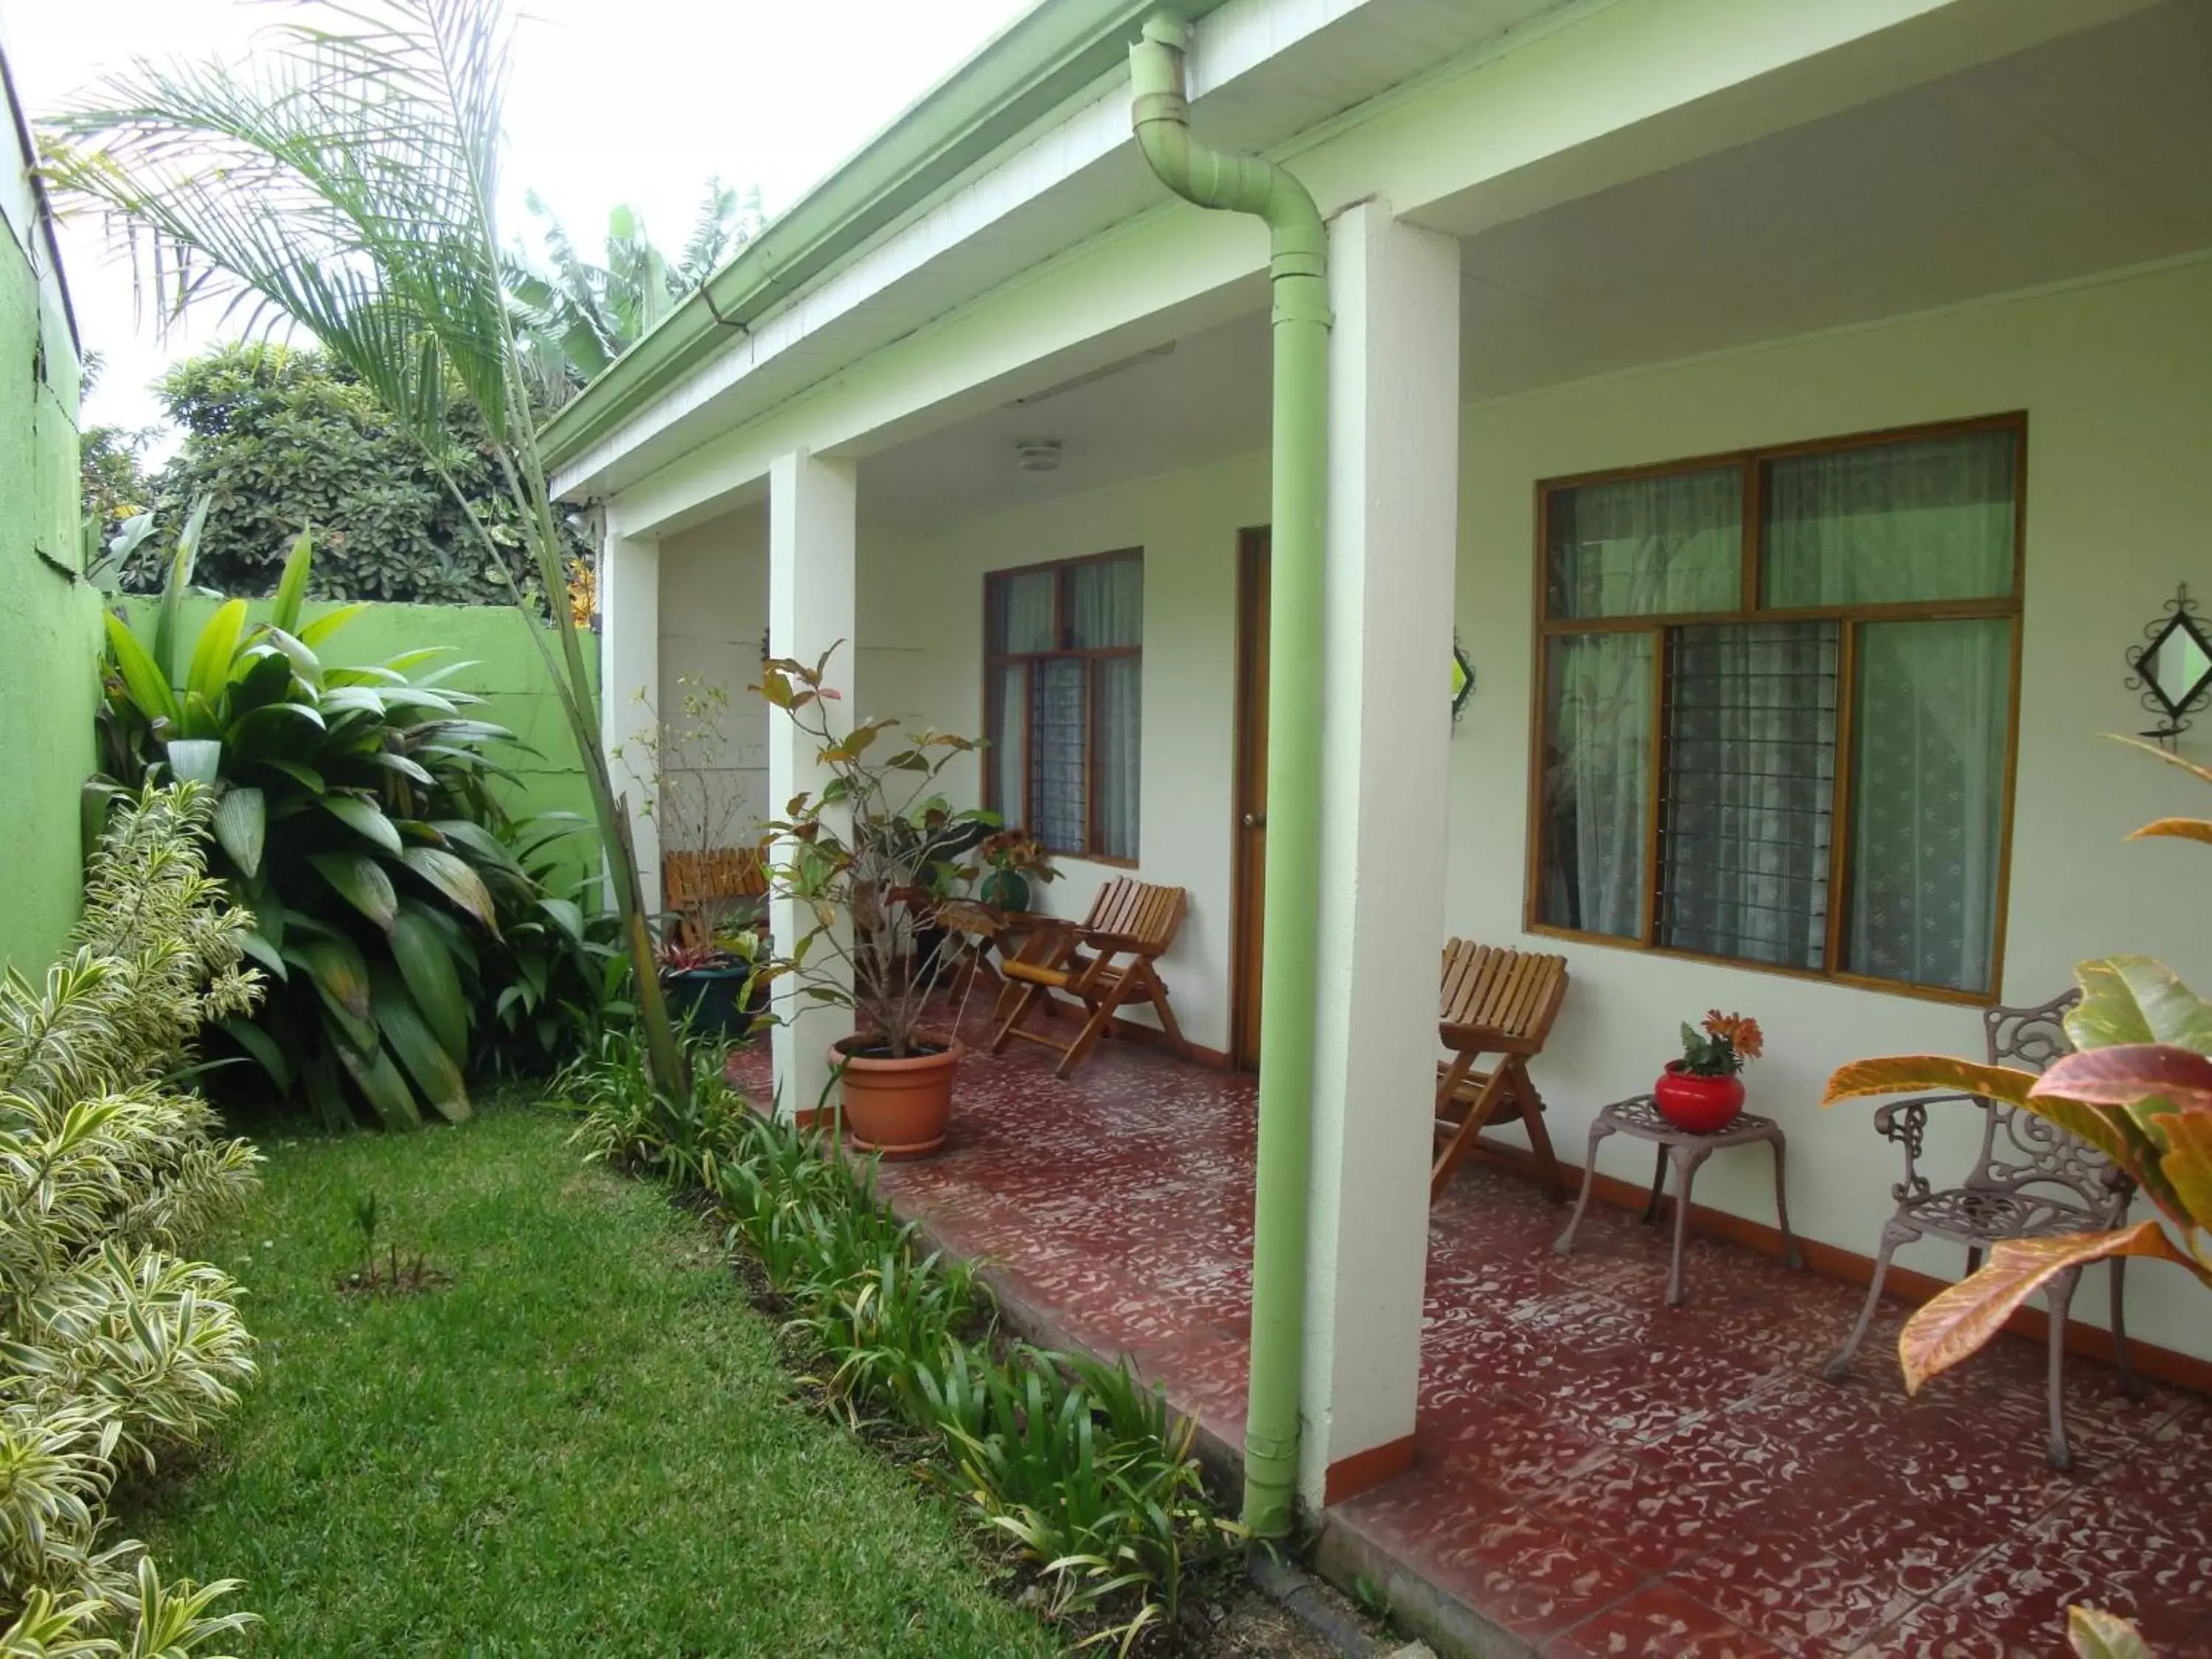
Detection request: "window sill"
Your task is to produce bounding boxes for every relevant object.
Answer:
[1520,922,1997,1009]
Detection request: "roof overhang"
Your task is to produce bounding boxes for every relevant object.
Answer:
[539,0,1232,479]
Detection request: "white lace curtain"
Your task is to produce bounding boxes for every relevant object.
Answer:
[1541,429,2015,992]
[985,559,1141,860]
[1847,618,2008,992]
[1764,431,2016,606]
[1540,633,1650,939]
[1547,465,1742,619]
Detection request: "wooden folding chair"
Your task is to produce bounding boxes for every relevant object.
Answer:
[990,877,1190,1079]
[1431,940,1570,1202]
[663,846,769,947]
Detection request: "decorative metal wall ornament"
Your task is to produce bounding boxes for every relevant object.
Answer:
[1451,631,1475,723]
[2124,584,2212,748]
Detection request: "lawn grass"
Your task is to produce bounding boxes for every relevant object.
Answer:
[121,1094,1060,1658]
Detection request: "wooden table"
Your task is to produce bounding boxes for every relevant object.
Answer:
[1552,1093,1804,1307]
[936,902,1056,1019]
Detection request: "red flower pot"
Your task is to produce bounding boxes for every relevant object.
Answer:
[1654,1062,1745,1134]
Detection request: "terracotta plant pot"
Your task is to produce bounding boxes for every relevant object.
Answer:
[1653,1061,1745,1134]
[830,1035,964,1158]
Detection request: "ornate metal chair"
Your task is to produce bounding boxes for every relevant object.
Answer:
[1822,991,2142,1469]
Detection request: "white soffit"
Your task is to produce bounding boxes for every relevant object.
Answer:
[558,0,1579,500]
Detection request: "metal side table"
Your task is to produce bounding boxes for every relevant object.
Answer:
[1553,1094,1804,1307]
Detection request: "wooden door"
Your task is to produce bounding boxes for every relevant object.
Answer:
[1231,529,1270,1071]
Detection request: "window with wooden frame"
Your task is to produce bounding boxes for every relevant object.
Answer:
[1528,415,2023,1001]
[984,551,1143,860]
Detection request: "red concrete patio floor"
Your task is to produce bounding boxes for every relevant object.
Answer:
[729,1020,2212,1658]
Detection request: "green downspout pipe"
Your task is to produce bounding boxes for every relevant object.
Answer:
[1130,13,1329,1541]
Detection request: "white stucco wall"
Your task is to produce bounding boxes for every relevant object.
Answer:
[835,254,2212,1359]
[860,453,1270,1057]
[1451,254,2212,1358]
[658,508,772,848]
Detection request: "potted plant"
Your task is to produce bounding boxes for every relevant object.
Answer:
[616,675,766,947]
[1656,1010,1763,1133]
[973,828,1058,913]
[753,645,993,1158]
[656,937,754,1040]
[713,921,774,1036]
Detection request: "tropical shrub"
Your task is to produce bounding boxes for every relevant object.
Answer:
[0,784,262,1653]
[97,521,614,1128]
[1826,739,2212,1659]
[47,0,691,1109]
[118,342,590,607]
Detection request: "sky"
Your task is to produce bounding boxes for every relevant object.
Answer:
[1,0,1035,445]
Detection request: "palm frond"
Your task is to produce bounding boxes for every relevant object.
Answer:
[44,0,518,446]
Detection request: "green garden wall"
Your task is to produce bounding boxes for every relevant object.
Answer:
[0,87,100,979]
[118,595,603,869]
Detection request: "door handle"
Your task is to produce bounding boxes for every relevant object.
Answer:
[1242,811,1267,830]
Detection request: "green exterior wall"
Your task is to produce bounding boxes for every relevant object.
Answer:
[118,595,602,868]
[0,69,100,978]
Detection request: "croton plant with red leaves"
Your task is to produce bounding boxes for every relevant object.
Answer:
[1826,737,2212,1659]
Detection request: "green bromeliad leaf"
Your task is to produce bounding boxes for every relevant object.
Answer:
[400,846,501,936]
[164,738,223,785]
[185,597,249,708]
[319,793,405,856]
[391,902,469,1062]
[218,1015,291,1091]
[288,932,374,1046]
[105,612,181,728]
[371,972,470,1123]
[298,602,367,647]
[310,852,398,931]
[331,1029,421,1130]
[212,786,266,877]
[269,526,314,635]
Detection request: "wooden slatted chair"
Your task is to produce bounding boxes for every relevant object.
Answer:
[990,877,1190,1079]
[663,846,769,947]
[1431,940,1571,1202]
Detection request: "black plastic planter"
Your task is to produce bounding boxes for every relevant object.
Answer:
[661,965,754,1041]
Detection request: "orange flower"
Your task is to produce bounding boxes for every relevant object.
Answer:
[1703,1010,1764,1062]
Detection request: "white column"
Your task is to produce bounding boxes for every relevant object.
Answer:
[767,449,858,1120]
[1298,201,1461,1509]
[599,529,661,909]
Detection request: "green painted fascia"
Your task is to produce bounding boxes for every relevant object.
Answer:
[539,0,1228,475]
